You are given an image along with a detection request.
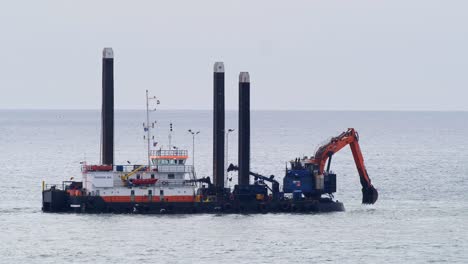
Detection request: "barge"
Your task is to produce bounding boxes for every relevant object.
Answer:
[42,48,377,214]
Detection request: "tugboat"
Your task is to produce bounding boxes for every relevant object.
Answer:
[42,48,377,214]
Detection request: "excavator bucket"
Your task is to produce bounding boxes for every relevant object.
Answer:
[362,186,378,204]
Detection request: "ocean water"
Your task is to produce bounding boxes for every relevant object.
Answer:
[0,110,467,263]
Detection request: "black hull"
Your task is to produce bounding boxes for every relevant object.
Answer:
[42,190,345,214]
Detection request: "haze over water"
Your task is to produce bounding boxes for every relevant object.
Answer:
[0,110,467,263]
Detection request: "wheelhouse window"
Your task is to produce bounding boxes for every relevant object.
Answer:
[157,159,178,165]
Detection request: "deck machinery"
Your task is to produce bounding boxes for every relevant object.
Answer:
[42,48,378,214]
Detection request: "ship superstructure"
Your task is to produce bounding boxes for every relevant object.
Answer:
[81,149,196,204]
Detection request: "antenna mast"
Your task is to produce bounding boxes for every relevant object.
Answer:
[146,90,151,168]
[144,90,159,169]
[169,123,173,149]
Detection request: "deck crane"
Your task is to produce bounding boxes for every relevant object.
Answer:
[227,164,280,200]
[305,128,378,204]
[120,165,146,182]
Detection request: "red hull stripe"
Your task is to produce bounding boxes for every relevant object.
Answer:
[101,195,194,203]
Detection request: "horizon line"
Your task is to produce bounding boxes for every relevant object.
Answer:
[0,108,466,113]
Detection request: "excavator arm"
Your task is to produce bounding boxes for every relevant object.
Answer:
[309,128,378,204]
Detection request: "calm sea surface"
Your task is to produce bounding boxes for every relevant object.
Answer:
[0,110,467,263]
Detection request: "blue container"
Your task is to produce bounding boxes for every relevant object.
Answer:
[116,165,124,172]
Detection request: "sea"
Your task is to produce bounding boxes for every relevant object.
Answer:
[0,110,466,263]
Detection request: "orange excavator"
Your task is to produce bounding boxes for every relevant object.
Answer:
[304,128,378,204]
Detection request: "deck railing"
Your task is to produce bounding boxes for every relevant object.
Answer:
[44,181,77,191]
[81,164,194,174]
[151,149,188,157]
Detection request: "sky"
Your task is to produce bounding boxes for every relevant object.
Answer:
[0,0,467,111]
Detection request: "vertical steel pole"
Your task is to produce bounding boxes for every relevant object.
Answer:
[225,131,228,187]
[238,72,250,186]
[213,62,225,200]
[101,48,114,165]
[192,134,195,167]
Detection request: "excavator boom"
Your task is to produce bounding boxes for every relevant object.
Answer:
[309,128,378,204]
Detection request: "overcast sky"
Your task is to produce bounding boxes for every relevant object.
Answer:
[0,1,467,111]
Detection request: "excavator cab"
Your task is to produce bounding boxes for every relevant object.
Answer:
[283,160,337,199]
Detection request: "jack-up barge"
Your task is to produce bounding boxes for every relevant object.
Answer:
[42,48,378,214]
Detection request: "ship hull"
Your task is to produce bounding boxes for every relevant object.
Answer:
[43,190,345,214]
